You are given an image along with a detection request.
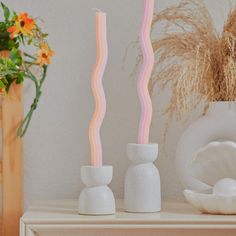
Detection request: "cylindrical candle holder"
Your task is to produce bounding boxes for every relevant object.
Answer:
[78,165,116,215]
[124,143,161,213]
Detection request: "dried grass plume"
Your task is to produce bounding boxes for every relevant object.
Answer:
[151,0,236,118]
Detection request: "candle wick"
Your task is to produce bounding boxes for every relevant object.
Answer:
[92,8,103,12]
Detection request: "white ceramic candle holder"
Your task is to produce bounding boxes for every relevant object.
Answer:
[78,165,116,215]
[124,143,161,213]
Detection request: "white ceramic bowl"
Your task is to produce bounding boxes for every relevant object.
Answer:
[184,189,236,214]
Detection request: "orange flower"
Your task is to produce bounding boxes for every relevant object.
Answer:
[7,13,35,39]
[36,43,54,66]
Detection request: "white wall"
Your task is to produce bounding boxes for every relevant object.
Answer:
[3,0,233,208]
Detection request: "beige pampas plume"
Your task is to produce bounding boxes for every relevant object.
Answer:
[151,0,236,119]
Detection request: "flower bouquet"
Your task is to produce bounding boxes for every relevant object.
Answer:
[0,2,54,136]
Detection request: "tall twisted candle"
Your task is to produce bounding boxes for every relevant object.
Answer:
[137,0,154,144]
[89,11,108,166]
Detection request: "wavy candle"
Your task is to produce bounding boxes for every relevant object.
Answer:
[137,0,154,144]
[89,10,108,166]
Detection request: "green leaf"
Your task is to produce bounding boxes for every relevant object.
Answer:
[42,33,48,38]
[0,80,6,88]
[12,11,17,21]
[2,77,8,84]
[5,78,14,93]
[1,2,10,21]
[19,34,25,45]
[27,38,33,45]
[8,39,16,49]
[16,73,24,84]
[10,48,22,66]
[11,47,19,57]
[7,59,15,67]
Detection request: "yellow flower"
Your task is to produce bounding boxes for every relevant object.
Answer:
[36,43,54,66]
[7,13,35,39]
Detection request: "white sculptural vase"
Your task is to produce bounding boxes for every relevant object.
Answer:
[124,143,161,213]
[78,165,116,215]
[176,101,236,191]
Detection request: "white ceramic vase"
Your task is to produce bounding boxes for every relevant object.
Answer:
[78,165,116,215]
[176,101,236,191]
[124,143,161,213]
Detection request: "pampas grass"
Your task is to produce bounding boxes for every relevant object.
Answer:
[151,0,236,119]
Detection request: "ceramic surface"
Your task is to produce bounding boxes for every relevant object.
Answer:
[176,102,236,191]
[191,141,236,186]
[184,189,236,214]
[78,165,116,215]
[213,178,236,196]
[124,143,161,213]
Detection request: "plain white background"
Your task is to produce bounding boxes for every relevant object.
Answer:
[3,0,233,208]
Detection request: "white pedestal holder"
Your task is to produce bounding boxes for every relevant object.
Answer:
[124,143,161,213]
[78,165,116,215]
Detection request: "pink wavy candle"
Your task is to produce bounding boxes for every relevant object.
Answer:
[137,0,154,144]
[89,11,108,166]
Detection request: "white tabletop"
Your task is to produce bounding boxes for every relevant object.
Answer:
[21,199,236,229]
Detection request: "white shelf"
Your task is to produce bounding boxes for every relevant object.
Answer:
[20,199,236,236]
